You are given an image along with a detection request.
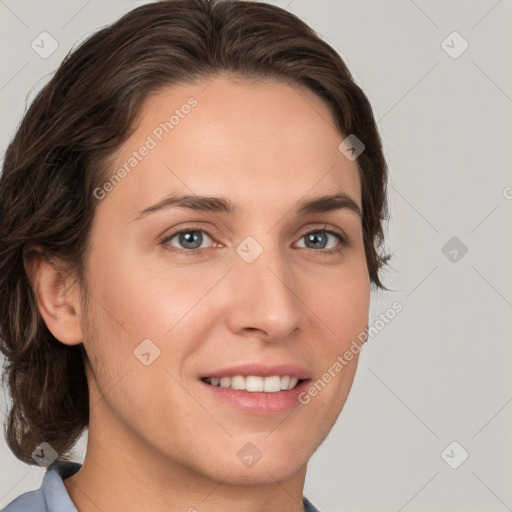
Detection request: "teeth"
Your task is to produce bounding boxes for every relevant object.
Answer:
[204,375,300,392]
[263,375,281,392]
[231,375,245,390]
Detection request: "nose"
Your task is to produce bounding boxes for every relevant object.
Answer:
[225,242,301,342]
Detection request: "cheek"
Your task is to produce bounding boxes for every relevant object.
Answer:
[335,281,370,339]
[85,239,176,336]
[82,242,224,391]
[304,261,370,347]
[80,299,134,418]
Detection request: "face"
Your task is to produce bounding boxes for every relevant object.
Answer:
[79,74,370,484]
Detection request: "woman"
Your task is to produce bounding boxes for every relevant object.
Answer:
[0,0,390,510]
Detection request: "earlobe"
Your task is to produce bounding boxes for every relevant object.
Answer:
[24,246,84,346]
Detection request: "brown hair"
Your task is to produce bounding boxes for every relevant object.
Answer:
[0,0,391,465]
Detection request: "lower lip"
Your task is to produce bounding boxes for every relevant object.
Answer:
[200,379,311,415]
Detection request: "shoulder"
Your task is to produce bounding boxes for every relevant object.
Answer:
[2,461,81,512]
[303,495,324,512]
[2,488,46,512]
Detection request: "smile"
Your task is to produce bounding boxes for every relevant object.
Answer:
[201,375,301,392]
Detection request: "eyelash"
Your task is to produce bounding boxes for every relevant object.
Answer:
[160,223,349,257]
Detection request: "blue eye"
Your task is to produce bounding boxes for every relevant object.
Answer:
[296,230,346,252]
[163,226,214,255]
[161,224,348,256]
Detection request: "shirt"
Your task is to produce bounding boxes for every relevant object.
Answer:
[2,461,323,512]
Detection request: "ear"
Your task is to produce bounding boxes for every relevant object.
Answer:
[24,245,84,346]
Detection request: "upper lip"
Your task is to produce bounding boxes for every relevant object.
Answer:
[199,363,312,380]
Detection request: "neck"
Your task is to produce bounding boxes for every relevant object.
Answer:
[63,407,308,512]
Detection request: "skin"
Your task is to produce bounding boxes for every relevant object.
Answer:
[29,74,370,512]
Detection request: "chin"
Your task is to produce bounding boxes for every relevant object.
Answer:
[221,438,311,484]
[216,457,307,486]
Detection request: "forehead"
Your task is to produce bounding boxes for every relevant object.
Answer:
[98,75,361,219]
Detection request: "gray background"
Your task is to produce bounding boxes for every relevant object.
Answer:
[1,1,511,511]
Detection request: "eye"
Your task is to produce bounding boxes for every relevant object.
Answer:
[162,224,217,255]
[295,227,348,254]
[161,223,349,256]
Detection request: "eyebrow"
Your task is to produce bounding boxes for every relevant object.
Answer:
[133,192,362,220]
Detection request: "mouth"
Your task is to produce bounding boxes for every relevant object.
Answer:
[198,363,312,414]
[201,375,305,392]
[198,364,312,414]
